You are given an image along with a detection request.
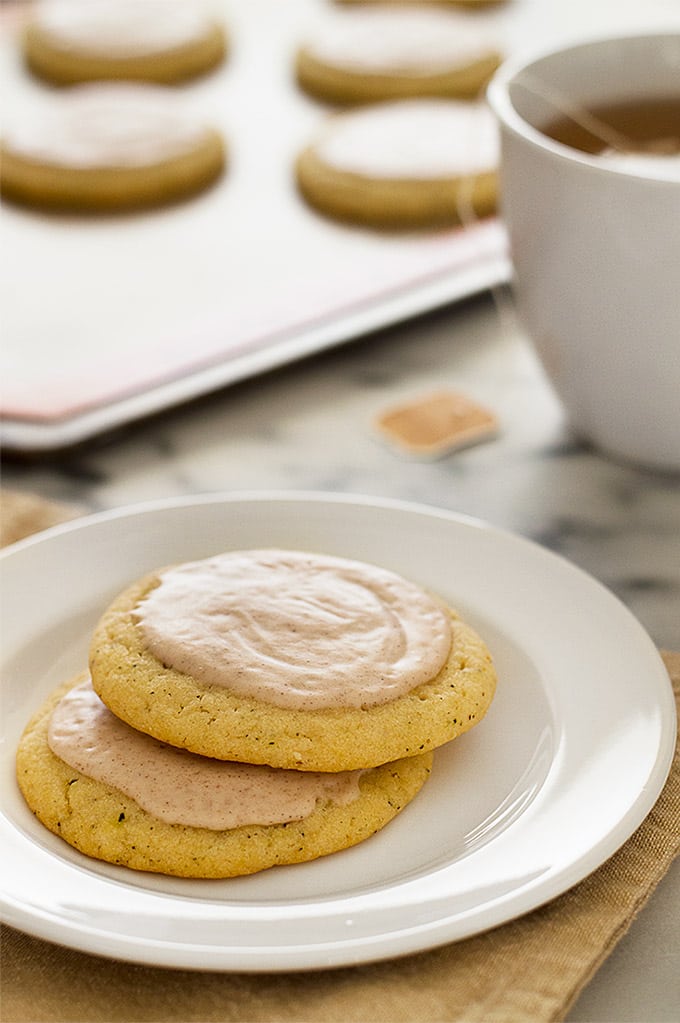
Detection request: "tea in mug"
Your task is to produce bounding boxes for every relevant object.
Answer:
[542,97,680,158]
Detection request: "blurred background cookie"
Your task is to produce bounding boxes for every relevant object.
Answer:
[296,9,502,105]
[22,0,227,86]
[0,84,226,213]
[296,98,498,229]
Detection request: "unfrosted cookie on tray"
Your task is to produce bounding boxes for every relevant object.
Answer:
[296,9,502,105]
[89,549,497,772]
[295,98,498,229]
[17,675,433,878]
[0,84,226,213]
[22,0,227,86]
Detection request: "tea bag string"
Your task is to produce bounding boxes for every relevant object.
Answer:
[454,97,518,345]
[511,73,679,155]
[511,72,635,153]
[450,80,630,349]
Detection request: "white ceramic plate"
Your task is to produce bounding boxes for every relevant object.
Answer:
[1,492,675,971]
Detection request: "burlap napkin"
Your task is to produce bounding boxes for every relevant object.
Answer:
[1,489,678,1023]
[0,488,83,547]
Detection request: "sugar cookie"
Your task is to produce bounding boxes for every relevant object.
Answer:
[16,675,433,878]
[23,0,227,86]
[0,85,225,212]
[89,549,497,772]
[295,98,498,228]
[296,10,502,105]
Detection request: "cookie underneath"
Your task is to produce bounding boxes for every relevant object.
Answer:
[89,568,497,772]
[16,677,433,878]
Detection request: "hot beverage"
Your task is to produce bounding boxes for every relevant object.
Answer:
[542,97,680,158]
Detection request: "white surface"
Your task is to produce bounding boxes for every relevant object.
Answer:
[488,32,680,472]
[1,492,675,971]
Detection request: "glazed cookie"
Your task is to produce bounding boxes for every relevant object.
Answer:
[296,10,502,105]
[89,549,497,772]
[295,99,498,229]
[0,84,225,212]
[16,675,433,878]
[23,0,227,86]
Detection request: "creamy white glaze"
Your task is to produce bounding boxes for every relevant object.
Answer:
[314,99,499,179]
[2,85,213,168]
[48,679,364,829]
[303,10,499,76]
[135,549,452,710]
[31,0,217,58]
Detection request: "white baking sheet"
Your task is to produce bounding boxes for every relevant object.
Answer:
[0,0,513,451]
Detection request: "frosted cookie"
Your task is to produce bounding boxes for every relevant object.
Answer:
[375,390,499,457]
[0,85,225,212]
[296,10,502,105]
[23,0,227,86]
[16,675,433,878]
[89,549,497,772]
[295,99,498,229]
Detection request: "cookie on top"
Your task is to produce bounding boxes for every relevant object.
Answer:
[88,548,497,772]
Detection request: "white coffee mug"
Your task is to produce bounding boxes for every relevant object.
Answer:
[488,32,680,472]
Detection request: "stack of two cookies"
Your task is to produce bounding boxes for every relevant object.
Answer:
[17,549,497,878]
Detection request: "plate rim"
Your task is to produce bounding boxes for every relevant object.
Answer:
[1,489,676,971]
